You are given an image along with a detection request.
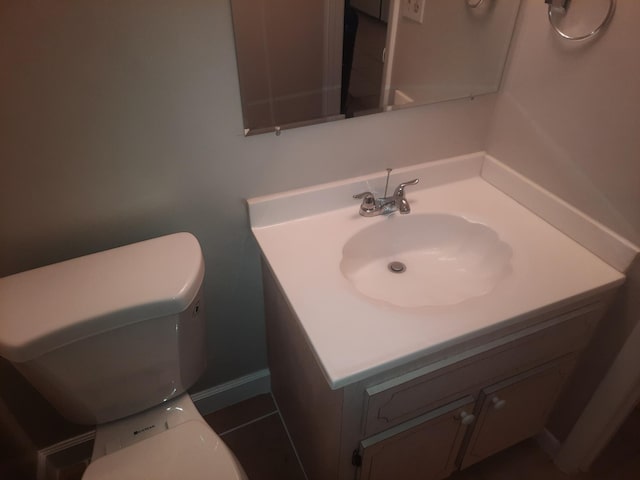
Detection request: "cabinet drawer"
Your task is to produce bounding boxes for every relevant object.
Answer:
[363,303,604,437]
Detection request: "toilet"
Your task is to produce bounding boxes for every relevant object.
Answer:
[0,233,248,479]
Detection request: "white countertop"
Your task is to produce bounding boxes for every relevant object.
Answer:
[249,153,629,389]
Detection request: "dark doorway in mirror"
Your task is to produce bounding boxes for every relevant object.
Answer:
[341,2,358,115]
[345,7,387,117]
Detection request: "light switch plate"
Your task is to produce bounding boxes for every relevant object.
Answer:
[403,0,425,23]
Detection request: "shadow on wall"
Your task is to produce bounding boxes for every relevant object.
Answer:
[0,396,34,480]
[0,358,92,479]
[548,257,640,441]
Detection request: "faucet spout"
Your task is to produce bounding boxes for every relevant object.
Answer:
[393,178,419,198]
[393,178,419,214]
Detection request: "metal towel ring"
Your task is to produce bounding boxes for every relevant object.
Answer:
[547,0,616,41]
[467,0,484,8]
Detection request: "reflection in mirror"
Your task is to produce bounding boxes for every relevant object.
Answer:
[229,0,344,134]
[384,0,521,108]
[230,0,521,135]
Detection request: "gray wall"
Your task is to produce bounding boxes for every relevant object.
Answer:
[487,0,640,245]
[0,0,492,394]
[1,0,638,457]
[486,0,640,440]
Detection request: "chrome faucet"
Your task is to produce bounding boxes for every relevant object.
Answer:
[353,178,419,217]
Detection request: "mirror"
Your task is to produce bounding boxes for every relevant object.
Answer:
[230,0,521,135]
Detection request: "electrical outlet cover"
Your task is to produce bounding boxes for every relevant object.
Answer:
[403,0,425,24]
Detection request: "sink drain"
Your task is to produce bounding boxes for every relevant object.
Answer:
[388,261,406,274]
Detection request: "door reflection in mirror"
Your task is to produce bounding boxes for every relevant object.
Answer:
[229,0,521,135]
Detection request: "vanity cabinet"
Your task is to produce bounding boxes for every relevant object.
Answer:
[361,304,597,438]
[357,356,576,480]
[262,260,612,480]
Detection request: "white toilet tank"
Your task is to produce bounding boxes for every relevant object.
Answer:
[0,233,206,425]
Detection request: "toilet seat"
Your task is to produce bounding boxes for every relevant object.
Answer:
[83,420,247,480]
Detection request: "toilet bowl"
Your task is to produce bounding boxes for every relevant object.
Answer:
[0,233,248,479]
[84,394,246,480]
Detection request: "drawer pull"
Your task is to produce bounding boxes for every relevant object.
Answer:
[492,396,507,410]
[459,411,476,425]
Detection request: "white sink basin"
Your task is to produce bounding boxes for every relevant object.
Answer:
[340,214,513,307]
[249,153,626,388]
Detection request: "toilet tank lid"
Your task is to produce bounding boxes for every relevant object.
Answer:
[0,233,205,363]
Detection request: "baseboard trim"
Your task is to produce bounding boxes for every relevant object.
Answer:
[191,368,271,416]
[36,369,271,479]
[535,428,562,460]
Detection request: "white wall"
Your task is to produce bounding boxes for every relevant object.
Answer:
[486,0,640,441]
[0,0,493,400]
[487,0,640,245]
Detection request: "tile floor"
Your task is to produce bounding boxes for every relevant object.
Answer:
[203,395,304,480]
[207,394,640,480]
[58,394,640,480]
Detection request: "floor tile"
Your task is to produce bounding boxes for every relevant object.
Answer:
[221,412,305,480]
[458,440,572,480]
[450,467,487,480]
[204,394,276,434]
[588,409,640,478]
[610,454,640,480]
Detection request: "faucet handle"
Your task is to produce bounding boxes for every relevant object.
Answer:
[394,178,419,197]
[353,191,376,206]
[353,191,375,201]
[353,191,377,214]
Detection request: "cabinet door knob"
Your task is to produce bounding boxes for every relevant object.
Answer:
[459,411,475,425]
[492,396,507,410]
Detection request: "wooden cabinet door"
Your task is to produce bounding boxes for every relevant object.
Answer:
[359,396,475,480]
[460,356,576,469]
